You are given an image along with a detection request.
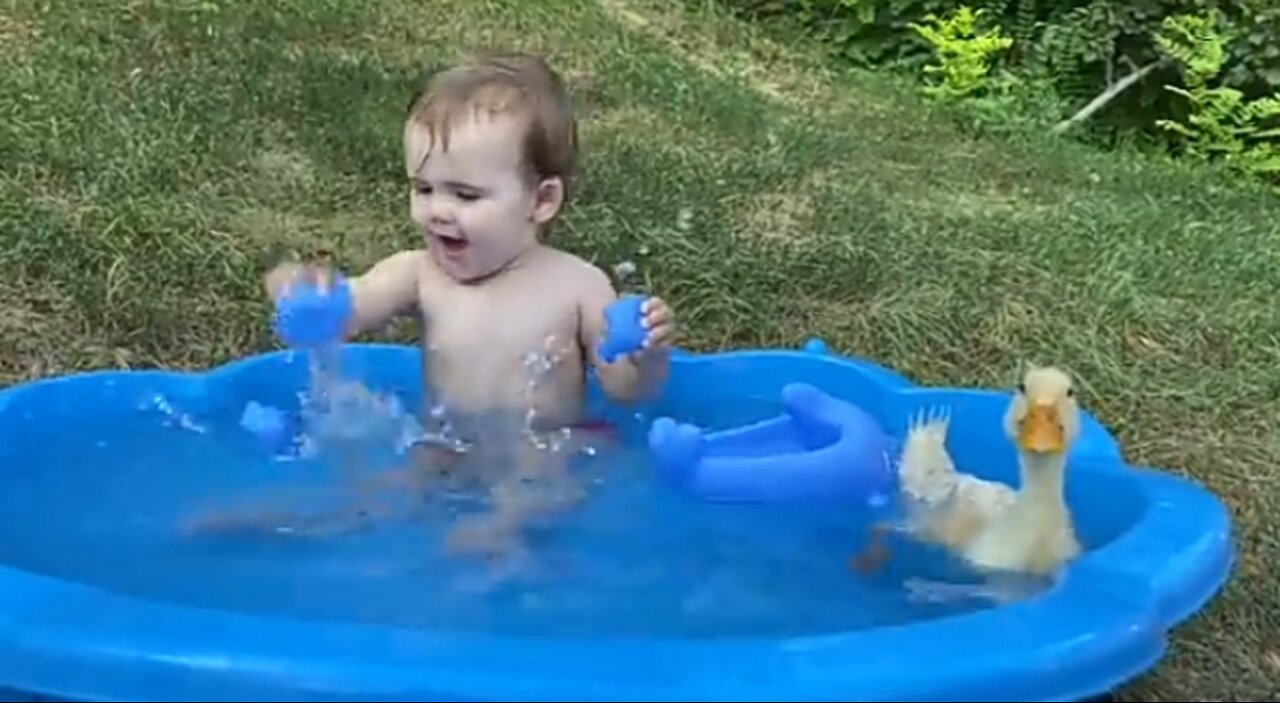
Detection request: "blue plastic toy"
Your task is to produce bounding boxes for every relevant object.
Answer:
[597,294,647,363]
[0,341,1234,701]
[648,382,893,504]
[272,273,353,348]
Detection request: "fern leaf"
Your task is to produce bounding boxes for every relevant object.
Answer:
[1243,96,1280,121]
[1248,156,1280,174]
[1156,13,1228,85]
[1155,119,1197,138]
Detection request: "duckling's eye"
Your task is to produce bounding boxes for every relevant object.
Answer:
[1016,382,1026,395]
[1066,387,1076,398]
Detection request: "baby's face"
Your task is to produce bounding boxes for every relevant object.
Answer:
[405,113,560,282]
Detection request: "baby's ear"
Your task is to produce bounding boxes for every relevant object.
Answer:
[532,176,565,224]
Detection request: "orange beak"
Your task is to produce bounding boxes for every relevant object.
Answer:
[1018,403,1064,453]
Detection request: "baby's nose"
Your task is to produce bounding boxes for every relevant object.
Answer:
[427,196,455,224]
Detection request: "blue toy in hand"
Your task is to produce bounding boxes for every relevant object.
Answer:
[597,294,648,363]
[272,274,354,349]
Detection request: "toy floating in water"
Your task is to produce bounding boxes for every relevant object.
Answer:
[597,294,647,363]
[272,273,353,348]
[647,382,894,504]
[0,340,1234,701]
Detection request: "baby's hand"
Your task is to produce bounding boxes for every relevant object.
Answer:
[637,296,675,358]
[263,262,335,301]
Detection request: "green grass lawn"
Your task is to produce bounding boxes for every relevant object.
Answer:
[1,0,1276,698]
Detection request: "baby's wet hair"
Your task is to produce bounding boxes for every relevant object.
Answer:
[405,51,579,204]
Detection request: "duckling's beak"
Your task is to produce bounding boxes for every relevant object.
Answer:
[1018,403,1064,454]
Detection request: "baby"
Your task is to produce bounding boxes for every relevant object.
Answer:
[264,53,675,552]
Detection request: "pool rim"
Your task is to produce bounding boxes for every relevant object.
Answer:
[0,342,1235,702]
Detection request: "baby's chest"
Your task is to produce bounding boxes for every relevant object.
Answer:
[420,287,581,361]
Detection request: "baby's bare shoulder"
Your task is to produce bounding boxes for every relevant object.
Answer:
[536,247,613,292]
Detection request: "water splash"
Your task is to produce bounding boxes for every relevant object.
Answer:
[438,332,616,560]
[420,401,469,455]
[613,260,638,292]
[183,328,619,550]
[903,574,1050,606]
[516,334,607,461]
[292,345,470,465]
[140,393,207,434]
[520,334,574,453]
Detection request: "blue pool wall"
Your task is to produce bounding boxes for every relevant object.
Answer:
[0,340,1237,703]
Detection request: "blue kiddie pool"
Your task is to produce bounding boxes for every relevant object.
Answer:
[0,292,1234,701]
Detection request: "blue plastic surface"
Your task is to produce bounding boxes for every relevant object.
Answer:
[0,340,1234,702]
[597,294,647,363]
[272,275,353,348]
[648,382,894,504]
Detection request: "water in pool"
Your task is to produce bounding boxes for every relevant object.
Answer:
[0,353,1050,639]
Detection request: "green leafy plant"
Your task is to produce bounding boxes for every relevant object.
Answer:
[1154,12,1280,185]
[720,0,1280,135]
[909,6,1014,101]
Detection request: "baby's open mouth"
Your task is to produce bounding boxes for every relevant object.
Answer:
[434,233,469,253]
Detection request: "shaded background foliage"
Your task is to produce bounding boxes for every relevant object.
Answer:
[721,0,1280,147]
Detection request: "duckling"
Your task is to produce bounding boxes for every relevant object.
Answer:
[896,408,1016,553]
[896,366,1082,576]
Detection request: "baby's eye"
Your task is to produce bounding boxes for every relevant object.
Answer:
[455,188,482,202]
[413,182,432,195]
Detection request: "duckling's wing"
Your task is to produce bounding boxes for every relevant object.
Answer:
[897,407,959,506]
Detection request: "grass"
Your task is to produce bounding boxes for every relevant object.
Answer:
[1,0,1277,698]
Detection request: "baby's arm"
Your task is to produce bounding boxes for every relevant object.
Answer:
[345,250,427,336]
[577,265,671,403]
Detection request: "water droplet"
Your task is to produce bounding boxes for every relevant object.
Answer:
[614,260,636,279]
[676,208,693,231]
